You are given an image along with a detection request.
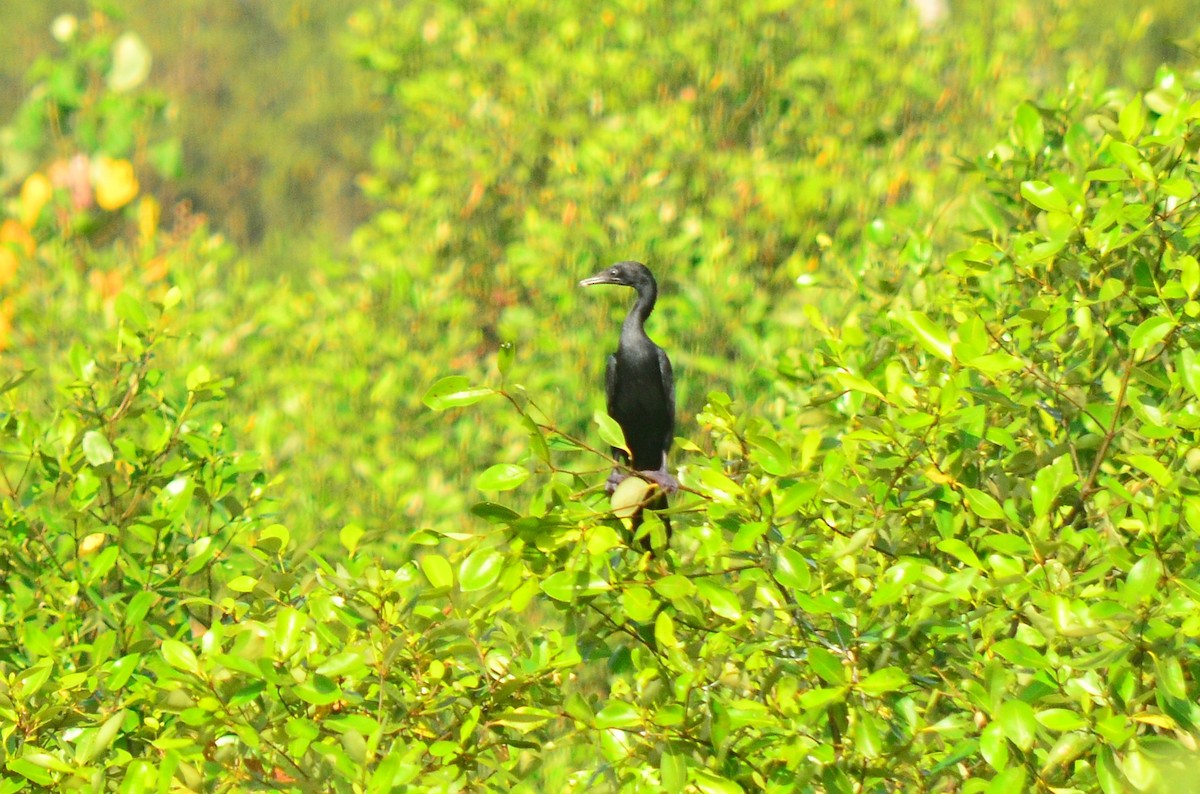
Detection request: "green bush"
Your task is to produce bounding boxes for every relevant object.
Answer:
[5,2,1200,792]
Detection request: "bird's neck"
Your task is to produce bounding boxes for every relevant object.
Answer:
[622,284,657,339]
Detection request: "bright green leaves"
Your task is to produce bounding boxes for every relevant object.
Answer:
[540,570,612,601]
[998,700,1038,751]
[422,376,495,411]
[474,462,529,491]
[81,430,114,466]
[1020,180,1071,214]
[961,488,1006,522]
[594,410,628,452]
[1012,102,1044,157]
[419,554,454,589]
[160,640,200,675]
[459,548,504,592]
[903,310,954,362]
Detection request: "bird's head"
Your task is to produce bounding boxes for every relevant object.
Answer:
[579,260,656,290]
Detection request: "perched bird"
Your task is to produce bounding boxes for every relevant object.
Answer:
[579,261,678,546]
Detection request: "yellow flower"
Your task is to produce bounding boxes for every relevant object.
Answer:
[93,156,139,211]
[19,172,52,227]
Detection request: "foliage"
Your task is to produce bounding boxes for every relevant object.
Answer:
[4,1,1200,792]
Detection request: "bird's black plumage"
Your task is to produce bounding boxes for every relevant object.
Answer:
[580,261,677,547]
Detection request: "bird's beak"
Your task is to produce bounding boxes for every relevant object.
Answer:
[579,271,617,287]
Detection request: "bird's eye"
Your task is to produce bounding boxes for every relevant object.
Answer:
[610,268,619,276]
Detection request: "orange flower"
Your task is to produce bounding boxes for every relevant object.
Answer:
[89,268,125,301]
[0,220,35,288]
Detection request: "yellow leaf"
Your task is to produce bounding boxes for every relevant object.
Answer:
[611,477,651,525]
[20,173,52,228]
[93,157,139,211]
[925,466,957,486]
[138,196,160,243]
[79,533,107,556]
[1131,712,1178,730]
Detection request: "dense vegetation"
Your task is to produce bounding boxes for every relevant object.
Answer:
[3,1,1200,791]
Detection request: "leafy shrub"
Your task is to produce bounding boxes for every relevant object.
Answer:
[418,69,1200,792]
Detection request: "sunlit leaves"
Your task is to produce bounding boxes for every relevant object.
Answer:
[459,548,504,592]
[540,570,612,601]
[422,376,495,410]
[82,430,113,466]
[903,311,954,362]
[1020,180,1070,213]
[474,462,529,491]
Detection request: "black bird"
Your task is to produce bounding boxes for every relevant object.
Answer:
[580,261,678,546]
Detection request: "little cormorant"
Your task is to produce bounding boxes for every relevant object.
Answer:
[580,261,678,545]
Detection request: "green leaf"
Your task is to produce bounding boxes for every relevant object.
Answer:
[540,570,611,602]
[340,523,365,555]
[1031,455,1076,518]
[1012,102,1044,156]
[1035,708,1087,732]
[186,365,213,391]
[293,675,343,705]
[459,549,504,592]
[474,463,529,491]
[1180,256,1199,298]
[1128,316,1174,354]
[855,710,884,758]
[257,523,290,554]
[115,292,150,330]
[661,744,688,791]
[1180,349,1200,399]
[807,647,845,685]
[1108,140,1155,180]
[858,667,908,696]
[7,757,53,786]
[903,311,954,362]
[1020,180,1070,213]
[653,574,696,600]
[938,538,983,569]
[226,575,258,593]
[82,430,113,466]
[1118,93,1145,141]
[564,692,594,724]
[1096,745,1126,794]
[654,610,679,648]
[695,579,742,621]
[1124,555,1162,602]
[419,554,454,589]
[991,638,1048,669]
[832,370,886,400]
[1126,454,1173,488]
[275,606,305,658]
[594,410,627,451]
[998,700,1038,751]
[962,487,1006,521]
[161,640,200,675]
[422,376,494,410]
[963,352,1024,375]
[694,768,745,794]
[595,701,641,729]
[78,709,126,763]
[694,467,743,502]
[775,547,811,590]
